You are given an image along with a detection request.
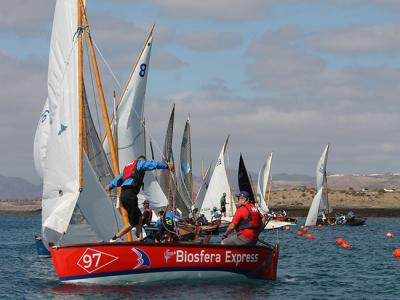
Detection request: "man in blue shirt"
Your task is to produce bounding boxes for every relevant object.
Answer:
[107,155,174,241]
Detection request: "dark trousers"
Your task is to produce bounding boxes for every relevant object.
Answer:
[121,188,142,226]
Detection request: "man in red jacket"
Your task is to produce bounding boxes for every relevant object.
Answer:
[221,191,266,246]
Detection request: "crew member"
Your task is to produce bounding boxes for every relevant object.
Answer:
[107,155,174,242]
[142,200,153,226]
[221,191,266,246]
[220,192,227,217]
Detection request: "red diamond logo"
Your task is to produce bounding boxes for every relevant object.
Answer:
[77,248,118,273]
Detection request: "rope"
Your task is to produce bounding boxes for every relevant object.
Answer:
[91,38,122,89]
[84,41,103,138]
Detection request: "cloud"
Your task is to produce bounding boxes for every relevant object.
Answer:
[245,26,400,115]
[0,0,53,36]
[0,52,47,183]
[150,0,270,22]
[143,88,400,176]
[151,52,188,70]
[178,31,242,51]
[311,24,400,55]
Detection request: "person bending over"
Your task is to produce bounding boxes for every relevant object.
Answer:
[107,155,174,242]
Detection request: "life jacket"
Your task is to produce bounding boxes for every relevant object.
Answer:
[236,203,262,231]
[122,160,145,193]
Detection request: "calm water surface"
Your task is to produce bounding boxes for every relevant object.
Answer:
[0,215,399,299]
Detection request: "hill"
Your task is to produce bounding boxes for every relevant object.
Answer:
[0,175,42,200]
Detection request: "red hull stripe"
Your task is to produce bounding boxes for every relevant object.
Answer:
[60,266,264,282]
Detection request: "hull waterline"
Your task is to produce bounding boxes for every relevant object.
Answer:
[50,241,279,284]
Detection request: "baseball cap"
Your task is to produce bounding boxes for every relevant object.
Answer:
[235,191,250,198]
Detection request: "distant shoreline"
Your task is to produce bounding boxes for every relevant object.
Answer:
[270,207,400,217]
[1,208,400,217]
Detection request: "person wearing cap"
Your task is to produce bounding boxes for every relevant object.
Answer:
[221,191,266,246]
[107,155,174,242]
[142,200,153,227]
[211,206,221,222]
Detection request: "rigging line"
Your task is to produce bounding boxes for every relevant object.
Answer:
[91,37,122,89]
[84,40,103,138]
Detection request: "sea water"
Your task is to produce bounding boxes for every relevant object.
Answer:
[0,215,399,299]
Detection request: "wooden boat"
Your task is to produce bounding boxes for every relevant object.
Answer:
[50,241,279,283]
[316,216,367,226]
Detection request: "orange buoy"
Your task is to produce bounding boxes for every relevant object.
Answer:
[296,231,303,237]
[386,232,393,238]
[285,226,291,231]
[311,223,316,227]
[306,233,314,239]
[341,241,351,249]
[300,225,305,229]
[393,248,400,258]
[302,227,308,233]
[336,238,345,245]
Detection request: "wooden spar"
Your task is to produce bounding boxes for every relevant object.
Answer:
[77,0,83,192]
[117,24,155,109]
[265,153,273,208]
[323,144,330,214]
[80,6,132,241]
[99,24,156,146]
[225,136,234,217]
[188,117,195,205]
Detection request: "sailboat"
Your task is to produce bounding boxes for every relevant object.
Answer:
[305,144,366,226]
[256,153,297,230]
[46,0,279,283]
[199,137,236,221]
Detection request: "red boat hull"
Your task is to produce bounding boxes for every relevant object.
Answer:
[50,242,279,284]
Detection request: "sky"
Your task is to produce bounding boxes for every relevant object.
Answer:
[1,0,400,184]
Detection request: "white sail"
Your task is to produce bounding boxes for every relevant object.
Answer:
[41,0,80,238]
[256,152,272,213]
[104,36,152,167]
[305,187,324,226]
[103,33,168,209]
[316,144,329,190]
[194,162,212,210]
[200,137,234,218]
[316,143,331,212]
[33,98,50,178]
[41,0,121,245]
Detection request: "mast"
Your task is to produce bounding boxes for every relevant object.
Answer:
[265,153,273,208]
[323,144,330,214]
[80,4,132,241]
[77,0,83,191]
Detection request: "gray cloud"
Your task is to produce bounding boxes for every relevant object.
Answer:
[150,0,269,22]
[178,31,242,51]
[311,24,400,55]
[245,26,400,115]
[0,52,47,183]
[0,0,53,36]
